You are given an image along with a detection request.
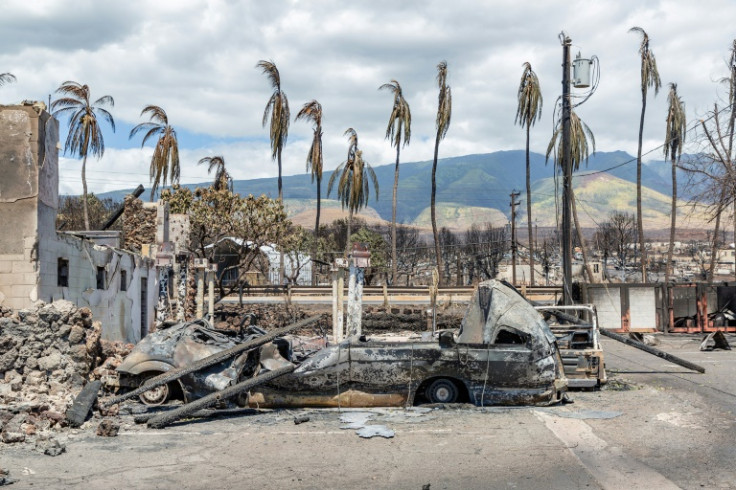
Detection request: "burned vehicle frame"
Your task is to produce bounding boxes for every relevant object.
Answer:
[114,280,568,409]
[535,304,607,388]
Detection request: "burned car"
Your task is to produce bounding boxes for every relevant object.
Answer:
[115,280,567,408]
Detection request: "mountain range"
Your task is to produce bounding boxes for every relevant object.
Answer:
[98,150,706,231]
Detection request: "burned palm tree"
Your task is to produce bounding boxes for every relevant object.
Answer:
[630,26,661,281]
[546,110,596,282]
[515,62,543,285]
[198,155,231,191]
[327,128,379,250]
[257,60,290,283]
[380,80,411,284]
[257,60,290,202]
[130,105,180,200]
[295,100,324,285]
[51,81,115,230]
[663,83,686,283]
[431,61,452,285]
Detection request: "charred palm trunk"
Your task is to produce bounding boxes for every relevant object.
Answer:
[636,91,648,282]
[431,131,443,285]
[277,146,285,284]
[665,154,677,283]
[82,154,90,231]
[391,145,400,285]
[571,188,595,283]
[312,175,321,286]
[525,125,535,285]
[346,207,353,257]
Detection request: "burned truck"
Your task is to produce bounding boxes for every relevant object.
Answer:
[113,280,567,416]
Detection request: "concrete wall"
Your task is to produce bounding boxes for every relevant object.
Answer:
[0,104,57,310]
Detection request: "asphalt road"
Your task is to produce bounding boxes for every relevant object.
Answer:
[2,335,735,489]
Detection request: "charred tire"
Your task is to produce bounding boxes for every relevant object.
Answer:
[426,378,459,404]
[138,374,170,406]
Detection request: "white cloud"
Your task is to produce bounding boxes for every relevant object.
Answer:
[4,0,736,195]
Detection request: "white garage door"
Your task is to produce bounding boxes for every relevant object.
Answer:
[589,287,622,330]
[629,287,657,331]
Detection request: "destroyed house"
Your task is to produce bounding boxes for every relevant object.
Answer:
[0,103,157,343]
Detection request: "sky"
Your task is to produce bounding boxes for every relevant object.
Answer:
[1,0,735,196]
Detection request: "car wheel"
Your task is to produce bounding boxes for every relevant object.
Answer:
[138,375,170,406]
[426,378,459,404]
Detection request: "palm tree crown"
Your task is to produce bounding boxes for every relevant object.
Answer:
[380,80,411,148]
[664,83,686,161]
[327,128,379,213]
[198,155,231,191]
[515,62,543,129]
[257,60,290,199]
[630,27,662,98]
[435,61,452,139]
[295,100,323,183]
[52,81,115,159]
[0,73,16,86]
[129,105,180,199]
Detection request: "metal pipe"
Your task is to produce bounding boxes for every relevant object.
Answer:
[102,184,144,230]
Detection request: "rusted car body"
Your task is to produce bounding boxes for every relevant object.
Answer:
[117,280,567,407]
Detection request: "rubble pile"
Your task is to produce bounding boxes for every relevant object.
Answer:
[214,304,312,331]
[0,300,106,444]
[122,195,156,253]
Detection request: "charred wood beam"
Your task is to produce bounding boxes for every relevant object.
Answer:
[598,328,706,373]
[147,365,295,429]
[102,315,320,407]
[65,380,102,428]
[102,184,144,230]
[133,407,263,424]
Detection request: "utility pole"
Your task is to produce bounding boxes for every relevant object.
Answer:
[561,34,573,305]
[510,191,521,286]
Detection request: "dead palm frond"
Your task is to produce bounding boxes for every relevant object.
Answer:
[630,27,662,97]
[327,128,379,213]
[0,73,16,86]
[515,62,543,129]
[546,110,596,171]
[198,155,231,191]
[295,100,323,183]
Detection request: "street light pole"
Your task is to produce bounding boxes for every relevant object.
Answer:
[561,34,573,305]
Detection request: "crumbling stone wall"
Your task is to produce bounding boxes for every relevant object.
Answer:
[0,300,107,443]
[122,196,156,253]
[213,304,464,334]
